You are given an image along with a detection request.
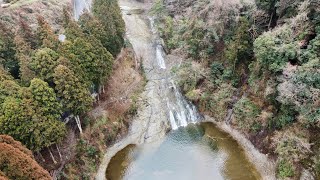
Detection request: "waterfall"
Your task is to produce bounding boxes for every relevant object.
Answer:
[149,17,202,130]
[167,80,202,129]
[156,45,166,69]
[73,0,92,21]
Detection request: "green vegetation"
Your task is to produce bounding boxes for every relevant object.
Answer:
[277,159,294,178]
[0,0,125,168]
[155,0,320,178]
[233,97,261,131]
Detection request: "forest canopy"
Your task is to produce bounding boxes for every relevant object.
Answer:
[0,0,125,153]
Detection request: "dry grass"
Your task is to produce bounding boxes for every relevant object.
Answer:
[89,48,145,123]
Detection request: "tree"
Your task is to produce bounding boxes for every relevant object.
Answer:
[252,25,297,74]
[0,135,33,157]
[93,0,125,56]
[31,48,59,85]
[0,171,8,180]
[62,9,85,41]
[0,80,21,111]
[0,67,13,82]
[63,37,114,89]
[0,135,51,180]
[36,16,59,50]
[29,78,63,121]
[79,13,114,54]
[225,17,253,70]
[0,80,66,152]
[53,65,92,133]
[18,17,37,49]
[0,22,19,79]
[14,35,35,85]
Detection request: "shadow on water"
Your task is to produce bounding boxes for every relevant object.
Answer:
[106,123,260,180]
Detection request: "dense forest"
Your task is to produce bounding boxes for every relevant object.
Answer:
[0,0,125,178]
[152,0,320,178]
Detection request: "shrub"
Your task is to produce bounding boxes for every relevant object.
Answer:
[199,83,235,121]
[86,145,98,158]
[252,25,298,74]
[233,97,261,131]
[273,105,297,128]
[272,126,310,163]
[277,159,295,178]
[210,62,224,84]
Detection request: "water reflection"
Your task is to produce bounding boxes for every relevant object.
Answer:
[106,123,260,180]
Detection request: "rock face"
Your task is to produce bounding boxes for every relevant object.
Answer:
[96,0,172,179]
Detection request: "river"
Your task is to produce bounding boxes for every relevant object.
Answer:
[106,123,260,180]
[95,0,263,179]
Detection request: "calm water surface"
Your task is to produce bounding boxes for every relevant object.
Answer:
[106,122,260,180]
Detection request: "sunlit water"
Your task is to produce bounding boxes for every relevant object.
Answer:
[106,123,260,180]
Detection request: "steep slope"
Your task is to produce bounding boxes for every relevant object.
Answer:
[152,0,320,179]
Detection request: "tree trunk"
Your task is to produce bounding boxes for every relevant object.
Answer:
[75,115,83,134]
[56,144,62,161]
[48,147,57,164]
[37,151,45,162]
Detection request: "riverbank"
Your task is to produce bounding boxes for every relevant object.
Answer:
[203,116,276,180]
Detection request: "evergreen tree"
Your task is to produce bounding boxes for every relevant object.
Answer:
[0,135,33,157]
[0,171,8,180]
[0,80,21,109]
[53,65,92,133]
[36,16,59,50]
[0,22,19,79]
[14,35,35,85]
[0,67,13,82]
[29,78,63,121]
[92,0,125,55]
[79,13,114,54]
[62,8,85,41]
[0,80,66,151]
[18,17,37,49]
[0,135,51,180]
[31,48,59,85]
[65,37,113,88]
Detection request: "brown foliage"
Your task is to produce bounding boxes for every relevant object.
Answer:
[0,171,8,180]
[0,136,51,180]
[0,135,33,158]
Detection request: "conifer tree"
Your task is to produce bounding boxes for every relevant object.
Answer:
[0,22,19,79]
[0,135,51,180]
[18,17,37,49]
[14,35,35,85]
[53,65,92,133]
[65,37,113,88]
[92,0,125,55]
[36,16,59,50]
[31,48,59,85]
[0,79,66,152]
[29,78,63,121]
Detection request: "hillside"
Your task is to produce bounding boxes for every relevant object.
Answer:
[152,0,320,179]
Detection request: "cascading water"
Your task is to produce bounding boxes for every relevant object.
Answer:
[73,0,92,21]
[149,17,202,130]
[156,44,166,69]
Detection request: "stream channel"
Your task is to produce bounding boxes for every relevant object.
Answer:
[101,0,261,179]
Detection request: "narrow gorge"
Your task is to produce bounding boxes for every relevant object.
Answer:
[96,0,273,179]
